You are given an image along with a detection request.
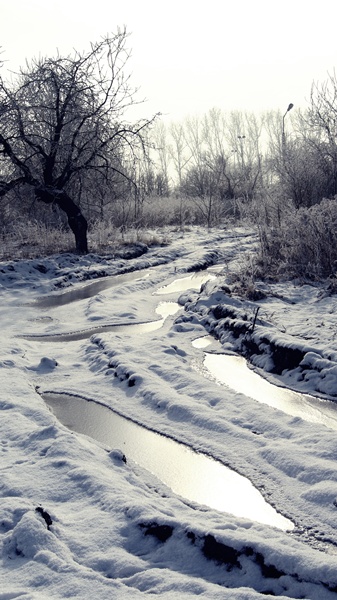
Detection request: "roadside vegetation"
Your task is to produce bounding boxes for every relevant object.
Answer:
[1,31,337,284]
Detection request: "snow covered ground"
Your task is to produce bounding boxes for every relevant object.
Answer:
[2,226,337,599]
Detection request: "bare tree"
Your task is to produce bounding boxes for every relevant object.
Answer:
[306,72,337,197]
[265,107,332,209]
[0,29,156,253]
[151,121,171,196]
[168,121,191,189]
[224,111,264,202]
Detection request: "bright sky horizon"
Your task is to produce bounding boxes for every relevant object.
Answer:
[2,0,337,122]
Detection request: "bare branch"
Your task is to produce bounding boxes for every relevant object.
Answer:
[0,29,156,252]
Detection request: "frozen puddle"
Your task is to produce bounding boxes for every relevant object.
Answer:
[203,351,337,431]
[22,302,181,342]
[43,392,293,531]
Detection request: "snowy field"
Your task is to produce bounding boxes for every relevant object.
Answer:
[2,226,337,599]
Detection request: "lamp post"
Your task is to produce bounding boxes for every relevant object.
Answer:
[237,135,246,169]
[282,103,294,145]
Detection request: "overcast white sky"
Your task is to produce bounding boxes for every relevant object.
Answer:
[1,0,337,122]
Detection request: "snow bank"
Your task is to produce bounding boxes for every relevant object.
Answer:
[2,227,337,599]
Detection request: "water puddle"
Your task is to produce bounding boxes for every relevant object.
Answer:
[22,302,181,342]
[204,352,337,431]
[31,270,151,308]
[192,336,214,349]
[155,273,216,295]
[42,392,293,530]
[156,301,181,319]
[22,321,162,342]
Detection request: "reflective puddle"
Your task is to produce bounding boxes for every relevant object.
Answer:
[23,270,214,341]
[203,351,337,431]
[156,301,181,319]
[192,336,215,349]
[31,270,151,308]
[155,273,216,295]
[43,392,293,530]
[22,302,181,342]
[29,270,213,309]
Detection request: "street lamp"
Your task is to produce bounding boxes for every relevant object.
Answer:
[237,135,246,168]
[282,103,294,143]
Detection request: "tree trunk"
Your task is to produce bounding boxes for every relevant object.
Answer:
[67,211,88,254]
[35,188,88,253]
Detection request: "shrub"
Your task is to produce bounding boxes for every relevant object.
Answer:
[257,197,337,279]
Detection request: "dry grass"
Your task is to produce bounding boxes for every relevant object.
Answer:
[0,194,210,260]
[254,197,337,280]
[0,219,173,260]
[0,222,74,260]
